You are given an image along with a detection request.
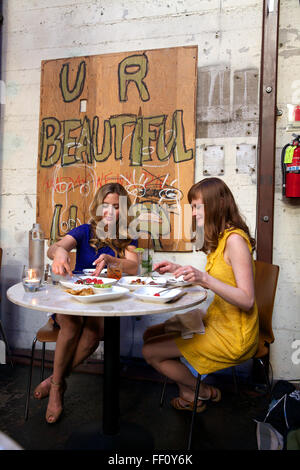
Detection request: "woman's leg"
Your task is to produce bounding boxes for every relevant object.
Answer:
[46,314,83,423]
[35,316,103,398]
[143,335,199,402]
[69,317,104,371]
[142,336,216,403]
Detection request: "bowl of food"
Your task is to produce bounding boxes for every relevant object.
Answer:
[92,283,113,293]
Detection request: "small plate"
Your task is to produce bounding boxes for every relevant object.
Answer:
[59,276,117,289]
[166,275,192,287]
[118,276,167,291]
[65,286,129,303]
[132,286,183,303]
[82,268,107,275]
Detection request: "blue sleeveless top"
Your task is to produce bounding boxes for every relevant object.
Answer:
[67,224,138,272]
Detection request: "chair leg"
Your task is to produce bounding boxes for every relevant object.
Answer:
[232,366,239,394]
[41,342,46,382]
[24,337,37,421]
[160,376,168,408]
[0,319,13,367]
[187,373,201,451]
[257,358,272,395]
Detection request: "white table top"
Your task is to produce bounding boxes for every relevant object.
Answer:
[6,282,207,317]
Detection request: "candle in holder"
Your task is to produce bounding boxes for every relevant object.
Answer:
[22,266,42,292]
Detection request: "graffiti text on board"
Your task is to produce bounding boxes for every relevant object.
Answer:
[39,110,193,167]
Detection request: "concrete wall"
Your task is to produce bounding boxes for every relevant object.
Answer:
[273,0,300,380]
[0,0,299,379]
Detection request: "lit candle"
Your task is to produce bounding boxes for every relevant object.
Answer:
[22,268,41,292]
[23,278,40,285]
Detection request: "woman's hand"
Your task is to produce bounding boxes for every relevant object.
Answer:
[173,265,209,288]
[153,260,181,275]
[47,235,77,278]
[51,247,73,277]
[92,253,115,276]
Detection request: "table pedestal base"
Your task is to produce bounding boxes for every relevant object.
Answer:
[65,421,154,450]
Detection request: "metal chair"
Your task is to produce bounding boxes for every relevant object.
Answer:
[160,259,280,450]
[24,317,60,420]
[0,247,13,366]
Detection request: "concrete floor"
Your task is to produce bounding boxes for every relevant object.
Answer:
[0,359,270,452]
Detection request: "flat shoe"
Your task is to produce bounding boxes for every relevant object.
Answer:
[170,396,207,413]
[199,385,221,402]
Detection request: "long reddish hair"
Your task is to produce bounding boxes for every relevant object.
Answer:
[188,177,255,254]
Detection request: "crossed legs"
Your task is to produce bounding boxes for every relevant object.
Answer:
[142,324,218,405]
[35,315,104,423]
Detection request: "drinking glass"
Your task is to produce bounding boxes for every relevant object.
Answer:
[141,249,154,275]
[107,260,122,280]
[22,266,42,292]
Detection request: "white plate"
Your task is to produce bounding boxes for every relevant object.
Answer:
[132,286,184,303]
[59,276,118,290]
[65,286,129,303]
[166,275,193,287]
[118,276,167,291]
[82,268,107,275]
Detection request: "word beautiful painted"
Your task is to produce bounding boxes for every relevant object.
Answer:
[39,110,193,168]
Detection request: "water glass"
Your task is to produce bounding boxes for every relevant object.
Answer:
[141,249,154,275]
[22,266,42,292]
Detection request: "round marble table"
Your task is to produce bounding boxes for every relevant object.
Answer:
[6,282,207,317]
[7,282,207,450]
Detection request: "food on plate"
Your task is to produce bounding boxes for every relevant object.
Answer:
[66,287,94,296]
[153,293,160,296]
[130,278,146,285]
[75,278,104,285]
[93,284,112,289]
[130,278,160,286]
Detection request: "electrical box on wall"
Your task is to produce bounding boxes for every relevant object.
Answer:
[235,144,256,174]
[203,145,225,176]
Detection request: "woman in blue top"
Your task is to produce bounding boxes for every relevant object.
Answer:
[33,183,139,424]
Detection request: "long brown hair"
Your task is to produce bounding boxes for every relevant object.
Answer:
[188,177,255,254]
[89,183,133,257]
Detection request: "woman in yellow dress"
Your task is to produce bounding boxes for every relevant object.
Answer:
[142,177,259,412]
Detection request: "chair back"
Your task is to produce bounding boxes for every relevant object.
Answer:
[254,260,279,349]
[0,248,2,302]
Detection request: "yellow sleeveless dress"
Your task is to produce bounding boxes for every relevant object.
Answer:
[175,228,259,375]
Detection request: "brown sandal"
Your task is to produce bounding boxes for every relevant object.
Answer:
[45,379,66,424]
[198,385,221,402]
[171,396,207,413]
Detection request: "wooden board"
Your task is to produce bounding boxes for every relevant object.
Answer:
[36,46,197,251]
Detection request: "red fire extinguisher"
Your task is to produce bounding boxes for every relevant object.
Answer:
[281,134,300,197]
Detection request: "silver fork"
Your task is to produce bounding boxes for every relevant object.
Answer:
[155,285,182,295]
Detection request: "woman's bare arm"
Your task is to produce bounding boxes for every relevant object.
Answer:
[47,235,77,276]
[174,234,255,311]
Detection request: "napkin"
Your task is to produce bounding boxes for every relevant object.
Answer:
[164,308,205,339]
